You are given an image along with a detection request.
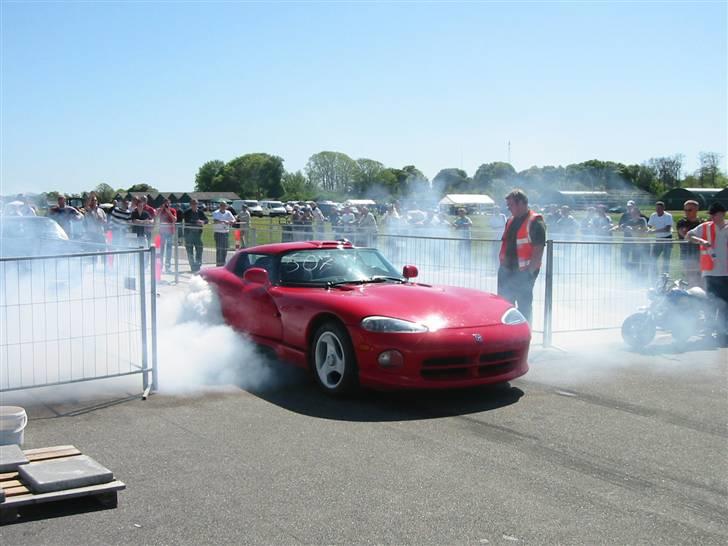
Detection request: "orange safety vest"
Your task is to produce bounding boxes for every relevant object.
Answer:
[499,210,543,271]
[699,222,717,272]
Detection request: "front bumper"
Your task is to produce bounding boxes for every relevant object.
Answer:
[350,323,530,389]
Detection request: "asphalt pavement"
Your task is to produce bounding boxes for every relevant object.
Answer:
[1,278,726,545]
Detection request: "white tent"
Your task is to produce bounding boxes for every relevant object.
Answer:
[439,194,495,214]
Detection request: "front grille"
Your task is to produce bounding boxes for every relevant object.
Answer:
[420,349,522,381]
[422,356,470,367]
[420,368,470,380]
[479,350,518,364]
[477,362,516,377]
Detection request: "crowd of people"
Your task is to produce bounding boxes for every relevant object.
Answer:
[4,191,727,338]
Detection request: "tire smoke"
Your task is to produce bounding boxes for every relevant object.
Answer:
[156,277,275,394]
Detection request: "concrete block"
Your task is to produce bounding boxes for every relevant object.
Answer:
[19,455,114,494]
[0,444,29,472]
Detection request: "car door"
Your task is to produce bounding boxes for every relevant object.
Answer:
[229,253,283,341]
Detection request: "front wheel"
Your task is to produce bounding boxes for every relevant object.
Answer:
[622,312,656,349]
[311,321,359,395]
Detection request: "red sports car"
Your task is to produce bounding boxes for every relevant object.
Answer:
[201,240,530,394]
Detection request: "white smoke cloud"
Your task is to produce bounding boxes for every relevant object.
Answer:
[156,277,276,394]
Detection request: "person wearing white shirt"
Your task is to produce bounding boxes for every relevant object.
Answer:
[648,201,674,276]
[212,202,236,266]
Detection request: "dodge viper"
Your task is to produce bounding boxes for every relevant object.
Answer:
[201,240,530,394]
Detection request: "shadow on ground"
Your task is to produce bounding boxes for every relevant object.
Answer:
[247,358,524,422]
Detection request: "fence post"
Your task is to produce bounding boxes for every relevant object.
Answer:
[139,250,149,392]
[543,239,554,348]
[149,246,159,392]
[173,224,179,284]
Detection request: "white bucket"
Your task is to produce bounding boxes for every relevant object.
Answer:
[0,406,28,446]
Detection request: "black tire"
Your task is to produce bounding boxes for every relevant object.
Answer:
[621,312,656,349]
[311,321,359,395]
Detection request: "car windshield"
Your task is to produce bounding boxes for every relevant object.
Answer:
[278,248,402,286]
[0,218,68,240]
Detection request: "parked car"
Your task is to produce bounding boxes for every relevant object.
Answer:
[0,216,107,258]
[231,200,264,218]
[201,240,531,395]
[259,200,288,217]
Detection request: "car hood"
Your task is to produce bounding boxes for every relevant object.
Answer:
[309,282,515,328]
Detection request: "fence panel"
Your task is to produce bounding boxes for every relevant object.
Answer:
[0,248,156,393]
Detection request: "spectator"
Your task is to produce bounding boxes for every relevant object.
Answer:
[544,204,560,227]
[488,206,507,240]
[82,193,107,245]
[340,207,356,241]
[687,202,728,345]
[676,200,703,287]
[616,201,649,276]
[453,207,473,267]
[133,196,156,241]
[590,205,613,239]
[130,198,154,246]
[212,202,235,266]
[580,207,597,239]
[358,206,378,247]
[183,199,208,273]
[497,189,546,324]
[310,202,326,239]
[157,198,177,273]
[553,205,578,239]
[301,206,314,240]
[109,198,132,245]
[236,204,251,247]
[647,201,673,278]
[48,195,82,237]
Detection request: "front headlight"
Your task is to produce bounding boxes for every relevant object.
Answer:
[501,308,527,325]
[361,316,429,333]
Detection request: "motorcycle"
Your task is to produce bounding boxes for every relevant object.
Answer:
[621,273,716,349]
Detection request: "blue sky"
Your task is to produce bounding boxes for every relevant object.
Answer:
[1,1,726,195]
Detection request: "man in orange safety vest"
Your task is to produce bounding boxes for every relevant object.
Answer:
[687,202,728,344]
[498,189,547,324]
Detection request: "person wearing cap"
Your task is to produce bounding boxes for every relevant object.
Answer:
[212,201,235,266]
[687,202,728,344]
[647,201,674,278]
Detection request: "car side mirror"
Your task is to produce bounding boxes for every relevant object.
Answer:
[402,265,418,280]
[244,267,269,285]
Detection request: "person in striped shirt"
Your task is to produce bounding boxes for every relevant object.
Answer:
[109,199,132,246]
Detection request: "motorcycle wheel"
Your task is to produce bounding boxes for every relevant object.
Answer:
[622,312,656,349]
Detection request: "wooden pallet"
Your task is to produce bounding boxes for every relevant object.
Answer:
[0,445,125,524]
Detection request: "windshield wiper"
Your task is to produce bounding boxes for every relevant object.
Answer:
[326,276,404,288]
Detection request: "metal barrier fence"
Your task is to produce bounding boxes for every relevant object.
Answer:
[163,224,699,345]
[0,248,158,394]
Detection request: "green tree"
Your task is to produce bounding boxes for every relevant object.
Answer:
[282,170,316,200]
[647,155,683,190]
[127,183,158,193]
[94,183,116,203]
[473,162,516,193]
[432,168,471,195]
[221,153,285,198]
[194,160,226,192]
[306,151,358,193]
[697,152,723,187]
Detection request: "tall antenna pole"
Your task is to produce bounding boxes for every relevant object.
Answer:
[507,141,511,164]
